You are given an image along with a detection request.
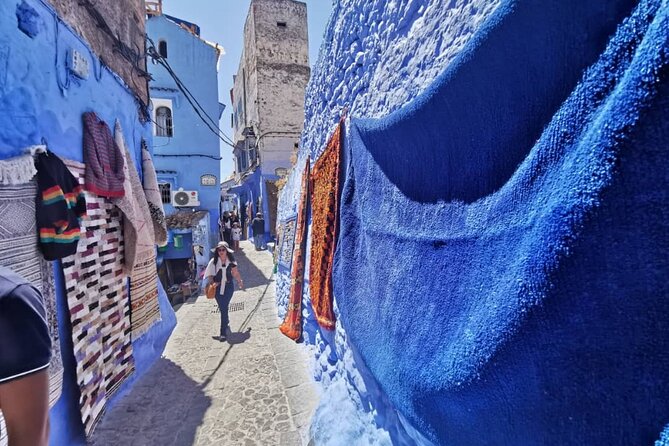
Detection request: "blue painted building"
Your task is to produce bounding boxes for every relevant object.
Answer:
[146,11,224,273]
[0,1,175,444]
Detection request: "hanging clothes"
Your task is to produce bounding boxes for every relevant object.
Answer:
[279,157,310,341]
[34,150,86,260]
[308,121,343,330]
[82,112,125,198]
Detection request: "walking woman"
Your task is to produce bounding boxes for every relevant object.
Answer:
[205,242,244,341]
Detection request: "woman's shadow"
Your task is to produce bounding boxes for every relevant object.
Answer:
[226,327,251,345]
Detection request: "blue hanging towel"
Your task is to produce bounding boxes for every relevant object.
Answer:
[334,0,669,444]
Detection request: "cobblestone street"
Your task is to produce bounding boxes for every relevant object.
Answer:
[90,241,319,446]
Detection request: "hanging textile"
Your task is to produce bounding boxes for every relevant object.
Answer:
[111,121,155,273]
[334,0,669,444]
[273,222,283,267]
[0,152,36,185]
[61,160,134,437]
[0,177,63,411]
[278,218,297,270]
[111,122,161,338]
[82,112,125,198]
[35,150,87,261]
[141,141,168,246]
[308,121,342,330]
[279,158,310,341]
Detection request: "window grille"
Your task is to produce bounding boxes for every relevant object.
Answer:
[158,183,171,204]
[155,106,173,137]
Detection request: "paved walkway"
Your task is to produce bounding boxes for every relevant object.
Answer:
[90,241,319,446]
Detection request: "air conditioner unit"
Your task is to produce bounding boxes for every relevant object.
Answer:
[171,188,200,207]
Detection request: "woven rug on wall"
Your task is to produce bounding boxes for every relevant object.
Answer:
[113,123,161,339]
[278,218,296,269]
[279,158,310,342]
[129,249,160,340]
[0,179,63,445]
[62,160,135,437]
[309,121,342,330]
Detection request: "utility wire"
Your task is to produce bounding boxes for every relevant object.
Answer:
[146,36,236,148]
[153,54,235,148]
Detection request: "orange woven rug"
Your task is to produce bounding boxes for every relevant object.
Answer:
[308,122,342,330]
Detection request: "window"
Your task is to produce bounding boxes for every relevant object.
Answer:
[155,106,173,137]
[158,40,168,58]
[277,21,287,28]
[158,183,171,204]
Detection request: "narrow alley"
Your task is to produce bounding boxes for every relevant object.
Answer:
[90,241,319,446]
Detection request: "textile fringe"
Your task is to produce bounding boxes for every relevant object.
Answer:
[0,154,36,185]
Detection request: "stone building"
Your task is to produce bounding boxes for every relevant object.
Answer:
[229,0,310,241]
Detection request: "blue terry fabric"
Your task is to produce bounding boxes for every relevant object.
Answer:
[334,0,669,444]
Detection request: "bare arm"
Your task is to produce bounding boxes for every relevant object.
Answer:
[0,369,50,446]
[231,266,244,290]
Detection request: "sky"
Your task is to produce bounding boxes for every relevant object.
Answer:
[160,0,334,177]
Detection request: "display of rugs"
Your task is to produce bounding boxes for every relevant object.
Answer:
[278,218,297,269]
[309,121,342,330]
[113,122,161,339]
[0,178,63,445]
[279,158,310,342]
[61,160,135,437]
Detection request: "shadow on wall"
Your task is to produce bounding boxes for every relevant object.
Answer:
[89,358,211,445]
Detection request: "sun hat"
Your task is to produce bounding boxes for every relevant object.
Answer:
[211,241,234,254]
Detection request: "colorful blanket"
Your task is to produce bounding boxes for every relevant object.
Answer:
[279,158,310,342]
[335,0,669,444]
[112,122,161,339]
[309,121,342,330]
[62,161,135,436]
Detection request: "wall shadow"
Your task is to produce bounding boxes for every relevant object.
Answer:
[89,358,210,445]
[231,248,273,290]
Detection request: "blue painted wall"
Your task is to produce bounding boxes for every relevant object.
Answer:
[276,0,503,444]
[146,15,222,250]
[0,1,175,444]
[279,0,669,445]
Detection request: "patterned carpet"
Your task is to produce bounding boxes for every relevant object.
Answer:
[62,161,135,437]
[129,249,160,340]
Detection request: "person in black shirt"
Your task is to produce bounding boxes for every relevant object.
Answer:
[251,212,265,251]
[204,242,244,341]
[0,266,51,446]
